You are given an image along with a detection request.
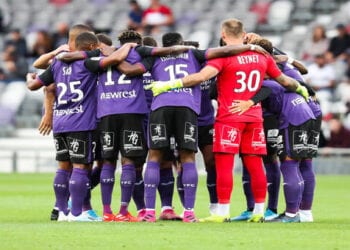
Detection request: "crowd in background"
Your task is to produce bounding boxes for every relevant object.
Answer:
[0,0,350,148]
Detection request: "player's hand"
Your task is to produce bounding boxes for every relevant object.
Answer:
[54,44,70,55]
[101,46,116,56]
[144,79,183,96]
[38,114,53,136]
[229,100,254,115]
[296,84,309,101]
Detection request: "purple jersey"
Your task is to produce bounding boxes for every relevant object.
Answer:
[94,48,148,118]
[307,98,322,118]
[263,62,304,117]
[150,50,203,114]
[262,79,315,129]
[198,77,215,126]
[38,58,97,133]
[281,62,304,82]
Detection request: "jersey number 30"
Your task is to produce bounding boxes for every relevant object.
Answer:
[234,70,261,93]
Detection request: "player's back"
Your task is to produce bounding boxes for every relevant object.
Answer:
[210,51,281,123]
[96,48,148,118]
[263,79,315,129]
[50,58,98,133]
[150,49,202,114]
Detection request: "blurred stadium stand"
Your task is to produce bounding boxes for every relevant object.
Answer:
[1,0,350,173]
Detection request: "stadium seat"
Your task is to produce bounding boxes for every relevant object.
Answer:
[257,0,294,33]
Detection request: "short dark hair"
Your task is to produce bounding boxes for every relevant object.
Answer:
[142,36,158,46]
[162,32,183,47]
[118,29,142,45]
[96,33,112,46]
[75,32,98,51]
[250,38,273,55]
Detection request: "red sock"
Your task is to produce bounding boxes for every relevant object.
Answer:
[215,153,235,204]
[242,155,267,203]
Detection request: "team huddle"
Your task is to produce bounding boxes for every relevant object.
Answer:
[26,18,319,223]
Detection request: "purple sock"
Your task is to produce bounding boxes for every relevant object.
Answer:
[100,163,116,214]
[158,168,174,207]
[176,170,184,207]
[53,169,71,215]
[90,166,101,189]
[242,166,254,211]
[83,188,92,211]
[280,160,304,214]
[144,161,160,209]
[182,162,198,210]
[299,159,315,210]
[132,169,145,211]
[265,161,281,212]
[69,168,90,216]
[206,168,218,204]
[119,164,136,215]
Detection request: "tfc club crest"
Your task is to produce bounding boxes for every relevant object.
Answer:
[184,122,196,143]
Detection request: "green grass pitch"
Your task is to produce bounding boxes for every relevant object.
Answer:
[0,173,349,250]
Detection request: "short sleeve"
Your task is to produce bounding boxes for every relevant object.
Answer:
[206,57,225,72]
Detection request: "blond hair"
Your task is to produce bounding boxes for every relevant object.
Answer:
[221,18,244,39]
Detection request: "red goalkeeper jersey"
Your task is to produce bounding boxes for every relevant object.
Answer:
[207,51,282,123]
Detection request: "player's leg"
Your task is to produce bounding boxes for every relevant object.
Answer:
[230,165,254,221]
[133,161,146,219]
[114,114,147,222]
[142,108,170,222]
[299,159,315,222]
[298,116,320,222]
[158,152,182,221]
[262,115,280,220]
[99,115,119,221]
[198,125,218,215]
[81,128,103,220]
[202,121,242,222]
[241,154,266,222]
[240,122,268,223]
[267,124,311,223]
[52,133,72,221]
[175,107,199,222]
[67,131,97,222]
[262,154,280,220]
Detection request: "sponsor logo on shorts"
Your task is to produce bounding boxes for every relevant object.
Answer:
[67,137,86,158]
[293,130,309,152]
[124,130,143,152]
[184,122,196,143]
[150,124,166,144]
[102,132,114,152]
[252,128,266,148]
[220,125,239,147]
[54,137,68,154]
